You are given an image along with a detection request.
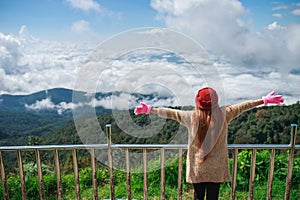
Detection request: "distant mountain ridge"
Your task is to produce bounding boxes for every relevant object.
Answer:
[0,88,169,116]
[0,88,172,145]
[0,88,73,112]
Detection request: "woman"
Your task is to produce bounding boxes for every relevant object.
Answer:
[134,88,284,200]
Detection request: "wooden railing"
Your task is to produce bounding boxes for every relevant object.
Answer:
[0,124,298,200]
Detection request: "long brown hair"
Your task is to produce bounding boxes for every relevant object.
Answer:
[193,106,224,163]
[198,109,211,146]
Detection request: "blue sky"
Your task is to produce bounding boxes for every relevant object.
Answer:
[241,0,300,28]
[0,0,300,107]
[0,0,164,40]
[1,0,299,40]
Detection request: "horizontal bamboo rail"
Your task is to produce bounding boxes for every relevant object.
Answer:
[0,124,298,200]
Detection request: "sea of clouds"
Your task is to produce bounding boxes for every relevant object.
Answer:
[1,0,300,111]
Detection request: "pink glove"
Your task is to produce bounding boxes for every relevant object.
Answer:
[262,91,284,105]
[134,102,151,115]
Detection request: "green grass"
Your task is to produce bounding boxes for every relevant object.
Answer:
[1,150,299,199]
[1,174,299,200]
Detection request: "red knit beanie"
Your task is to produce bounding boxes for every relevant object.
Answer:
[195,87,219,110]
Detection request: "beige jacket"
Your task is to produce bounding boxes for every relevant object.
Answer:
[151,99,263,183]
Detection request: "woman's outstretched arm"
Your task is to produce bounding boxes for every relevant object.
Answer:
[134,102,191,125]
[226,91,284,121]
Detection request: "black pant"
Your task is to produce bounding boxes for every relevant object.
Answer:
[193,182,220,200]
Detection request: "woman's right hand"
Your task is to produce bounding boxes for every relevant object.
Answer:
[134,102,151,115]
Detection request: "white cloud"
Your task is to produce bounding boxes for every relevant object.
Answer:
[291,9,300,16]
[66,0,100,12]
[0,27,93,95]
[152,0,253,65]
[151,0,204,16]
[25,97,78,115]
[0,32,23,74]
[266,21,284,30]
[285,24,300,56]
[24,93,150,114]
[1,7,299,108]
[149,0,299,104]
[65,0,121,19]
[151,0,300,71]
[272,5,288,11]
[136,28,167,36]
[72,20,91,33]
[272,13,283,18]
[25,97,56,110]
[18,25,27,37]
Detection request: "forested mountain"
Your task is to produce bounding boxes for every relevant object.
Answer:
[0,88,299,146]
[0,88,132,145]
[43,103,299,145]
[1,89,298,200]
[0,88,81,145]
[228,104,299,144]
[0,111,69,145]
[0,88,73,113]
